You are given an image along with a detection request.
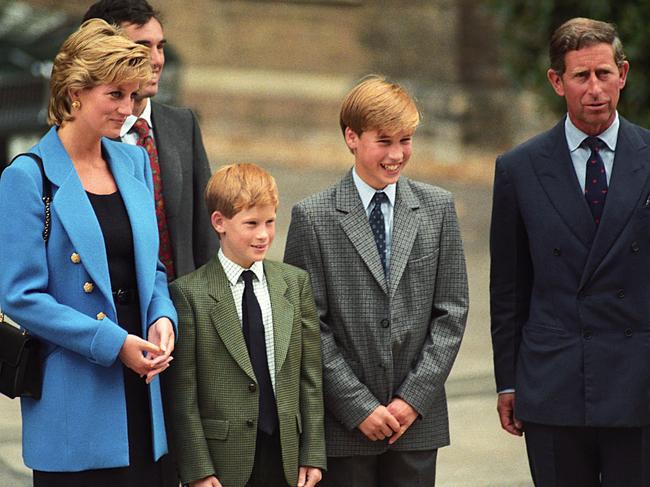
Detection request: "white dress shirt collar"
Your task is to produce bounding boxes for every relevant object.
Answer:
[121,97,153,138]
[352,167,397,210]
[565,111,619,153]
[218,248,265,285]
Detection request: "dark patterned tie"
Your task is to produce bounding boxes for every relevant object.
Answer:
[241,270,277,434]
[369,192,388,274]
[132,118,175,280]
[583,136,608,225]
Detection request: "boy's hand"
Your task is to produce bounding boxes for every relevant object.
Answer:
[298,466,322,487]
[358,405,400,441]
[386,397,418,444]
[190,475,222,487]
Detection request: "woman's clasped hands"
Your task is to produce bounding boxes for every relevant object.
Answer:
[119,317,175,383]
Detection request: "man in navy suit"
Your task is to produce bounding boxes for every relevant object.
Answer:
[491,17,650,487]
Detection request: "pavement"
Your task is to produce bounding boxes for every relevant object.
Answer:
[0,162,533,486]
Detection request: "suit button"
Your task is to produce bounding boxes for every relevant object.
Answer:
[380,319,390,328]
[246,419,255,427]
[96,312,106,320]
[583,330,592,339]
[70,252,81,264]
[625,328,633,337]
[617,289,625,298]
[83,282,94,293]
[248,383,257,392]
[552,248,561,256]
[631,242,640,253]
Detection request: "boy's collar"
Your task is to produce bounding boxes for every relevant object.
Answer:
[218,248,265,285]
[352,166,396,209]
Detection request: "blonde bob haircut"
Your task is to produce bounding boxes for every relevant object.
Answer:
[48,18,152,125]
[205,163,279,219]
[339,75,420,137]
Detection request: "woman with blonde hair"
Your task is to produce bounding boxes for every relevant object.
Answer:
[0,19,177,486]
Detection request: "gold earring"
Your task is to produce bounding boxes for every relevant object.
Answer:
[71,100,81,110]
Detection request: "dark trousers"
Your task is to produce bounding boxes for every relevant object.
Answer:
[246,429,289,487]
[525,422,650,487]
[320,449,437,487]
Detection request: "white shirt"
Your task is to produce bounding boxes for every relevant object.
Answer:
[217,249,276,390]
[565,112,619,192]
[120,97,154,145]
[352,167,396,272]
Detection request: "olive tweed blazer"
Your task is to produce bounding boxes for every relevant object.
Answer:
[163,257,326,486]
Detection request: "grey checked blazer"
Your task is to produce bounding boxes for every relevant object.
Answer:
[150,101,218,277]
[284,170,468,456]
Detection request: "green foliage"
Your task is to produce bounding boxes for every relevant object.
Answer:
[491,0,650,128]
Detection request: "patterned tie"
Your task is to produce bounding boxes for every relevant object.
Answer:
[241,270,278,434]
[132,118,175,280]
[369,192,388,274]
[583,136,608,225]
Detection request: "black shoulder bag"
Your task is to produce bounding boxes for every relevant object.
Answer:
[0,153,51,400]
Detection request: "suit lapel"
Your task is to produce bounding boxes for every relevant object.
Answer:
[40,128,113,307]
[337,171,388,294]
[264,262,294,375]
[388,179,420,297]
[150,102,183,219]
[206,259,256,381]
[531,119,595,249]
[579,118,650,289]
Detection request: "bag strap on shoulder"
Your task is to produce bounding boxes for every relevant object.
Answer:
[8,153,52,243]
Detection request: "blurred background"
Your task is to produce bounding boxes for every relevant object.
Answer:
[2,1,648,485]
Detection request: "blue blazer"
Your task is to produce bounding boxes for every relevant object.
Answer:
[0,126,178,471]
[490,116,650,427]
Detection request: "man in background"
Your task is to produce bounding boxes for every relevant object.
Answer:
[84,0,217,281]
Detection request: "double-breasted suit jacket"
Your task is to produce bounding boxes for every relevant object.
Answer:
[490,116,650,427]
[284,170,469,456]
[163,257,326,487]
[150,101,217,277]
[0,126,177,471]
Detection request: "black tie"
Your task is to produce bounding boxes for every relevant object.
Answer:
[369,192,388,274]
[583,136,608,225]
[241,270,277,434]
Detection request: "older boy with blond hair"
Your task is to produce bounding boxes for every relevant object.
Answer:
[164,163,325,487]
[284,76,469,486]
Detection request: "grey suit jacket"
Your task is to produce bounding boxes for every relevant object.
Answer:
[151,101,218,278]
[284,170,468,456]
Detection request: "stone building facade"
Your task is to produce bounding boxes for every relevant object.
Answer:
[22,0,546,172]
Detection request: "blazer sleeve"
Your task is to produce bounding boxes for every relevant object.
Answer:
[190,111,217,269]
[395,194,469,416]
[163,282,214,483]
[489,156,532,392]
[0,159,127,366]
[296,271,327,469]
[284,202,381,430]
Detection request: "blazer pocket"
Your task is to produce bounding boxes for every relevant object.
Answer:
[201,418,230,440]
[296,413,303,435]
[407,248,440,268]
[524,321,567,336]
[635,206,650,219]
